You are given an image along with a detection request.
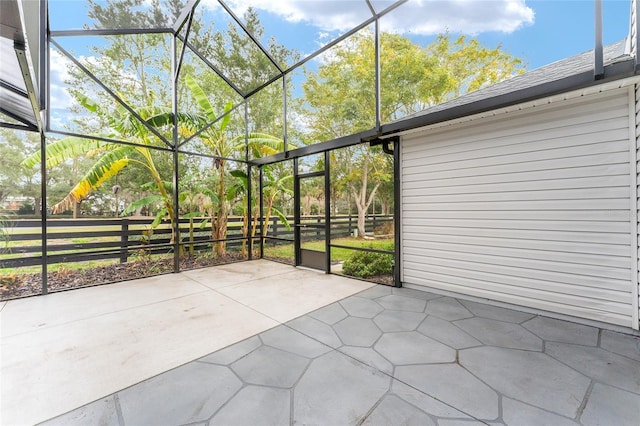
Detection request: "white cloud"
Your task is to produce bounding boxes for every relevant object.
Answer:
[48,50,74,110]
[222,0,534,35]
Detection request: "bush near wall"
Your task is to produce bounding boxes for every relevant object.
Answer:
[342,245,393,278]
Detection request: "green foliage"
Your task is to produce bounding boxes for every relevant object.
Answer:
[342,246,394,278]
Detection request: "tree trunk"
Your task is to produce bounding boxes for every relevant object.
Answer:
[212,161,227,256]
[34,197,41,217]
[351,157,380,238]
[73,201,81,219]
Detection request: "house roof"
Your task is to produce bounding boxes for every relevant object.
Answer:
[255,39,638,165]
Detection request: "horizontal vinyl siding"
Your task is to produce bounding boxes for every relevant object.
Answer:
[401,88,634,327]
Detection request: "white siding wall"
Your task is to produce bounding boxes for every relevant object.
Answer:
[401,88,637,328]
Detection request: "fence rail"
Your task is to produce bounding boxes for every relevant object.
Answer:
[0,215,392,269]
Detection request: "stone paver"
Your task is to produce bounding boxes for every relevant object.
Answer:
[377,294,427,312]
[42,274,640,426]
[42,396,120,426]
[199,335,261,365]
[286,315,342,347]
[545,342,640,394]
[580,383,640,426]
[117,362,242,425]
[375,331,456,365]
[260,325,331,358]
[209,386,290,426]
[501,397,579,426]
[522,316,599,346]
[600,330,640,361]
[395,364,500,420]
[390,380,474,419]
[374,310,427,332]
[455,317,543,351]
[339,296,384,318]
[417,316,481,349]
[340,346,395,375]
[231,346,308,387]
[293,351,390,425]
[334,316,382,346]
[362,395,436,426]
[308,302,348,324]
[460,346,591,417]
[459,300,535,323]
[425,297,473,321]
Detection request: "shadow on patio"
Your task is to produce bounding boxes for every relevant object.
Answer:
[2,260,639,425]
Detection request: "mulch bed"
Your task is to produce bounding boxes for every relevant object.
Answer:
[0,253,246,301]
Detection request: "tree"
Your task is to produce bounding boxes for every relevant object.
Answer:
[0,129,44,215]
[301,31,524,237]
[177,75,283,256]
[22,97,179,243]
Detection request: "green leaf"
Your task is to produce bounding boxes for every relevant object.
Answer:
[272,207,291,231]
[21,137,105,168]
[51,145,133,214]
[185,74,217,123]
[151,208,168,228]
[121,194,166,216]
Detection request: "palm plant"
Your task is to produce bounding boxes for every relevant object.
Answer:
[176,75,284,256]
[22,95,179,242]
[230,167,292,255]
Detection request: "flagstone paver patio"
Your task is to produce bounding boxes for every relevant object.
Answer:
[40,269,640,426]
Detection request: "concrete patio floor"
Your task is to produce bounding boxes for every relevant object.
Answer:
[2,260,640,425]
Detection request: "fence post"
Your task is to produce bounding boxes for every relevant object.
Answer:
[271,217,278,238]
[348,215,352,236]
[120,218,129,263]
[316,217,321,239]
[372,214,377,232]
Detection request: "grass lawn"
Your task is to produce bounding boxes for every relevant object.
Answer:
[264,237,393,262]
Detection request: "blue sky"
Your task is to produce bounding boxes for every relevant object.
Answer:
[48,0,632,70]
[46,0,633,127]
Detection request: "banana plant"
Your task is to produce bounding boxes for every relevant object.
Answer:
[21,95,179,243]
[152,74,284,256]
[230,168,292,255]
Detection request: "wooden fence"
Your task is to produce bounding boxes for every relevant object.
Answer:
[0,215,392,269]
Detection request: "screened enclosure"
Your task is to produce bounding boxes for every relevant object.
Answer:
[0,0,626,300]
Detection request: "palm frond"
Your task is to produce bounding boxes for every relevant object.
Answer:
[21,137,106,169]
[185,74,217,123]
[51,146,133,214]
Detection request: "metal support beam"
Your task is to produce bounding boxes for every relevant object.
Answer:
[282,74,288,155]
[374,18,381,129]
[324,151,331,273]
[173,0,199,33]
[171,35,180,273]
[14,40,42,130]
[392,136,401,287]
[50,28,172,37]
[174,11,194,82]
[40,0,48,115]
[594,0,604,79]
[293,157,301,266]
[259,166,264,258]
[40,130,48,294]
[247,163,253,260]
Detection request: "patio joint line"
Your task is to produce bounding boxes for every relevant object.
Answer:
[184,267,303,290]
[279,323,489,425]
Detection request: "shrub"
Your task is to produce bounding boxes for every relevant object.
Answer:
[342,249,393,278]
